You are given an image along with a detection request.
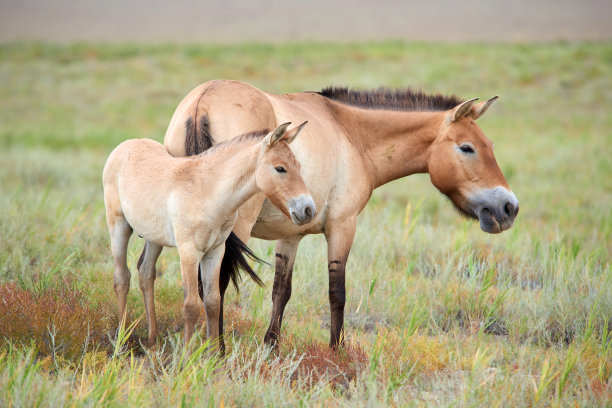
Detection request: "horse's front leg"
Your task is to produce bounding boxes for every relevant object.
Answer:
[263,235,304,347]
[177,244,205,345]
[200,243,226,352]
[325,218,356,348]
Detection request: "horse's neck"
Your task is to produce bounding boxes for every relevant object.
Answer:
[336,104,442,188]
[193,142,260,217]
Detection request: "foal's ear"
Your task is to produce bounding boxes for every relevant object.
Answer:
[446,98,479,123]
[263,122,292,147]
[283,121,308,144]
[470,96,499,120]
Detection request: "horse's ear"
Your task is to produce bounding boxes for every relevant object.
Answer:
[470,96,499,120]
[283,121,308,144]
[446,98,479,123]
[263,122,291,147]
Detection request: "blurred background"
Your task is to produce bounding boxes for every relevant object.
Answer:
[2,0,611,43]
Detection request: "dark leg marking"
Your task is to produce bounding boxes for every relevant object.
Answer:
[264,253,292,346]
[328,259,347,348]
[217,267,231,355]
[198,265,204,301]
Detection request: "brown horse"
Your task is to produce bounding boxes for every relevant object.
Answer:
[161,80,519,348]
[103,122,314,348]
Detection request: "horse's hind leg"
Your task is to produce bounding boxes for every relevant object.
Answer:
[108,215,133,323]
[138,241,163,345]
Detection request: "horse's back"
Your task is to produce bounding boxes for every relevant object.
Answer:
[164,80,277,157]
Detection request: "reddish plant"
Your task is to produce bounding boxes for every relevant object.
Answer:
[281,337,369,388]
[0,283,113,360]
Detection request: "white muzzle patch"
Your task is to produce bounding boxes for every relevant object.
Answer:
[467,186,519,233]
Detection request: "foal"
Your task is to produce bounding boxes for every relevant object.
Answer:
[103,122,315,347]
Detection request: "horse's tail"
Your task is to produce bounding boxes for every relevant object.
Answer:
[221,232,265,292]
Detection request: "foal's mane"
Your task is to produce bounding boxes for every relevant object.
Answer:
[319,86,463,112]
[194,128,270,158]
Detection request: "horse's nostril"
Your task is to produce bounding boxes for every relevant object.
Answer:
[304,206,312,218]
[504,202,514,217]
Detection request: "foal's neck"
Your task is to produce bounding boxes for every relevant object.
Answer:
[193,141,260,217]
[336,104,443,188]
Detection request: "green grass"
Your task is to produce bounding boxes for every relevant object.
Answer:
[0,41,610,406]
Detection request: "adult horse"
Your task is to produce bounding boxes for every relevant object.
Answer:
[160,80,519,348]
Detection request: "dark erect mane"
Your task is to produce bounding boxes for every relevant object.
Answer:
[319,86,464,112]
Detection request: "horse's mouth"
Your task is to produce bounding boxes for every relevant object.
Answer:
[461,187,519,234]
[478,207,502,234]
[290,211,306,225]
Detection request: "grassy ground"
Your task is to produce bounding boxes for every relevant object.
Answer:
[0,41,610,406]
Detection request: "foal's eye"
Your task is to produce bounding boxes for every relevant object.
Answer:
[274,166,287,173]
[459,144,475,154]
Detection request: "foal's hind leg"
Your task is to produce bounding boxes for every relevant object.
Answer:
[108,216,133,323]
[177,244,205,345]
[200,243,225,351]
[138,241,163,345]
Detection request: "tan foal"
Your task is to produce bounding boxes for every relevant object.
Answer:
[102,122,315,348]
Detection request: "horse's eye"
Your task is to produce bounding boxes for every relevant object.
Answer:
[460,144,475,154]
[275,166,287,173]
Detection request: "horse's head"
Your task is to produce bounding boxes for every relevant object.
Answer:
[256,122,316,226]
[428,97,519,233]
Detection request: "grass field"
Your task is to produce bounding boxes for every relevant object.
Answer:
[0,41,610,406]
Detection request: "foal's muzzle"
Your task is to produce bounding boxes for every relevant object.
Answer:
[468,187,519,234]
[289,195,316,225]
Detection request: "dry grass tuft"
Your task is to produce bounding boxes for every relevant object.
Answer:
[376,329,450,376]
[280,337,369,388]
[0,283,113,360]
[224,302,263,337]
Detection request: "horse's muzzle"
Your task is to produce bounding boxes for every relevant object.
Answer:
[468,187,519,234]
[289,195,316,225]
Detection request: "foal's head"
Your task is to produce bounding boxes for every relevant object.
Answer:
[428,97,519,233]
[256,122,316,225]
